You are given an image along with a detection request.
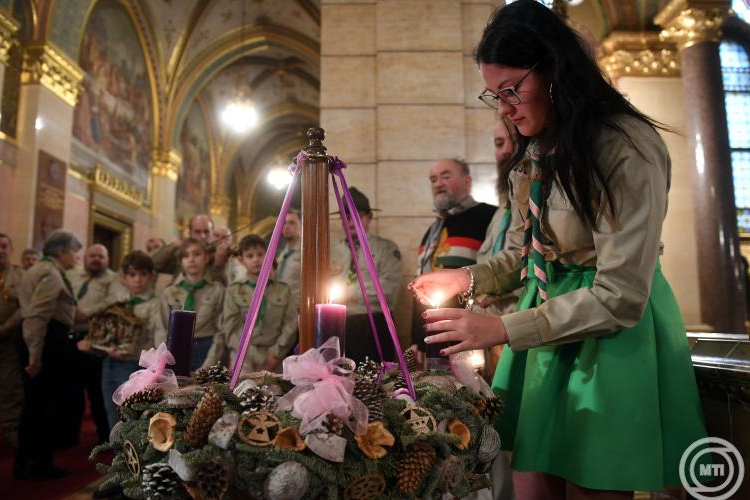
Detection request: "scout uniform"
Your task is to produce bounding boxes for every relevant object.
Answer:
[330,232,403,363]
[0,263,24,447]
[156,274,224,370]
[275,241,301,309]
[475,116,707,491]
[17,256,78,466]
[152,243,228,286]
[204,279,297,374]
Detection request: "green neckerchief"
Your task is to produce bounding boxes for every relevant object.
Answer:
[41,256,76,305]
[491,207,512,255]
[125,293,154,312]
[246,279,266,324]
[276,246,296,278]
[179,279,208,311]
[77,276,93,300]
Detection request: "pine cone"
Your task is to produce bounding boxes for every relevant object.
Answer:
[404,349,420,373]
[195,363,230,385]
[322,413,345,435]
[142,462,182,500]
[397,442,437,495]
[353,376,384,422]
[239,386,275,413]
[183,387,223,448]
[356,357,380,382]
[197,459,230,500]
[121,386,164,409]
[475,397,503,420]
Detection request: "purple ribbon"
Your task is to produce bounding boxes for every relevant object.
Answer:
[330,157,416,400]
[230,152,307,389]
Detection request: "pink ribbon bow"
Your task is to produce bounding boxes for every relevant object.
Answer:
[112,343,179,405]
[276,337,368,436]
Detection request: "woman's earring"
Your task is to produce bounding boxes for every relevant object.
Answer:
[549,83,554,103]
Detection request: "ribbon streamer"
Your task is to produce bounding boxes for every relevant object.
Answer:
[112,343,179,405]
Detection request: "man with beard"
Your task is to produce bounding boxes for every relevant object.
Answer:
[68,244,124,444]
[411,158,496,360]
[276,210,302,309]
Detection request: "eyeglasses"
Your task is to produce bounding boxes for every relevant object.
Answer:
[478,62,539,109]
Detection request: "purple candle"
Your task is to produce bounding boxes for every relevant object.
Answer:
[167,309,196,377]
[314,303,347,355]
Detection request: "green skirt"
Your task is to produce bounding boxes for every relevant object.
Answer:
[492,262,707,491]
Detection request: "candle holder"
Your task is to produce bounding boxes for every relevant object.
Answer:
[166,309,196,377]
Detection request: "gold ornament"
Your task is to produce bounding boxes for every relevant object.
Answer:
[448,419,471,450]
[355,422,395,459]
[238,410,280,447]
[344,473,386,500]
[400,403,437,435]
[148,412,177,452]
[123,439,140,476]
[273,426,306,451]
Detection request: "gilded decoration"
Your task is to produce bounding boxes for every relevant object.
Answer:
[210,195,231,218]
[91,164,144,208]
[599,31,681,79]
[152,149,181,182]
[21,42,84,107]
[655,0,731,50]
[0,8,19,66]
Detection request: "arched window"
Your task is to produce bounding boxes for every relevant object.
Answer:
[723,1,750,232]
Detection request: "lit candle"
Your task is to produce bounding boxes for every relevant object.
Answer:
[166,309,196,377]
[426,291,452,371]
[469,349,485,371]
[314,284,347,354]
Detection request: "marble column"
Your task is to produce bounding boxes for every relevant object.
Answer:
[151,149,181,239]
[656,0,745,333]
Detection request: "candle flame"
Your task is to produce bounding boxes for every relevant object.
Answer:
[469,350,485,369]
[430,291,444,309]
[329,283,344,304]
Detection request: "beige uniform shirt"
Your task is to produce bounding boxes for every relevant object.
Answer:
[155,274,224,345]
[0,265,24,337]
[18,257,76,365]
[204,280,297,371]
[276,241,301,309]
[118,293,159,361]
[469,116,671,352]
[330,233,403,315]
[68,268,126,322]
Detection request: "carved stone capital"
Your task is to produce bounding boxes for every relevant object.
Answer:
[21,42,84,107]
[655,0,731,50]
[599,31,681,79]
[151,149,181,181]
[210,194,231,218]
[0,9,19,66]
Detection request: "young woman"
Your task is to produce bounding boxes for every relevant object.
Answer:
[410,1,707,498]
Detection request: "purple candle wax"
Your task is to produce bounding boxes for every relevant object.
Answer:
[314,303,347,355]
[167,309,196,376]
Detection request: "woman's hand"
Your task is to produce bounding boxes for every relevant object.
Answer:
[408,268,471,305]
[423,308,509,356]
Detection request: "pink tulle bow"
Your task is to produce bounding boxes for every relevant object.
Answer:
[276,337,368,435]
[112,343,179,405]
[450,352,494,397]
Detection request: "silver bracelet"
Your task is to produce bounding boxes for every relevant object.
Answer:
[458,267,475,309]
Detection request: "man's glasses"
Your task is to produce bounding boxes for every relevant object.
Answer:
[478,63,539,109]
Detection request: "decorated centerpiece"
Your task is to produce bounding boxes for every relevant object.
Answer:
[92,129,503,500]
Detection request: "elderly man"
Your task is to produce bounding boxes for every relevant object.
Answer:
[16,230,82,478]
[151,214,229,285]
[330,188,402,363]
[276,210,302,309]
[68,244,125,443]
[411,158,497,358]
[0,233,24,449]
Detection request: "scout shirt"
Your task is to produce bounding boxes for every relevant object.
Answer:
[155,274,224,346]
[468,115,672,351]
[116,292,159,361]
[204,279,297,371]
[18,257,76,365]
[0,264,24,338]
[68,267,126,324]
[330,233,403,315]
[275,240,301,309]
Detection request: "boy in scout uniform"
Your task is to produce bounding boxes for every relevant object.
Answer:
[330,188,403,363]
[0,233,24,449]
[16,230,82,478]
[156,238,224,371]
[204,234,297,374]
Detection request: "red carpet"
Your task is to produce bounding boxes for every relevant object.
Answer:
[0,403,111,500]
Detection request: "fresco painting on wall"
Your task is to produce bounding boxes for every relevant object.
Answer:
[33,151,67,250]
[73,0,153,194]
[176,102,211,224]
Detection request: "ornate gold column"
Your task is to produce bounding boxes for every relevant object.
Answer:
[151,149,181,239]
[656,0,745,332]
[599,31,680,80]
[9,41,83,248]
[210,194,231,228]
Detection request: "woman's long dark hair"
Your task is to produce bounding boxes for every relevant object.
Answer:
[475,0,667,226]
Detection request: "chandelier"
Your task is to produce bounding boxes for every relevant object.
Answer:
[221,96,258,134]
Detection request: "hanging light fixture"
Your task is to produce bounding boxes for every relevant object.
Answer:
[221,0,258,134]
